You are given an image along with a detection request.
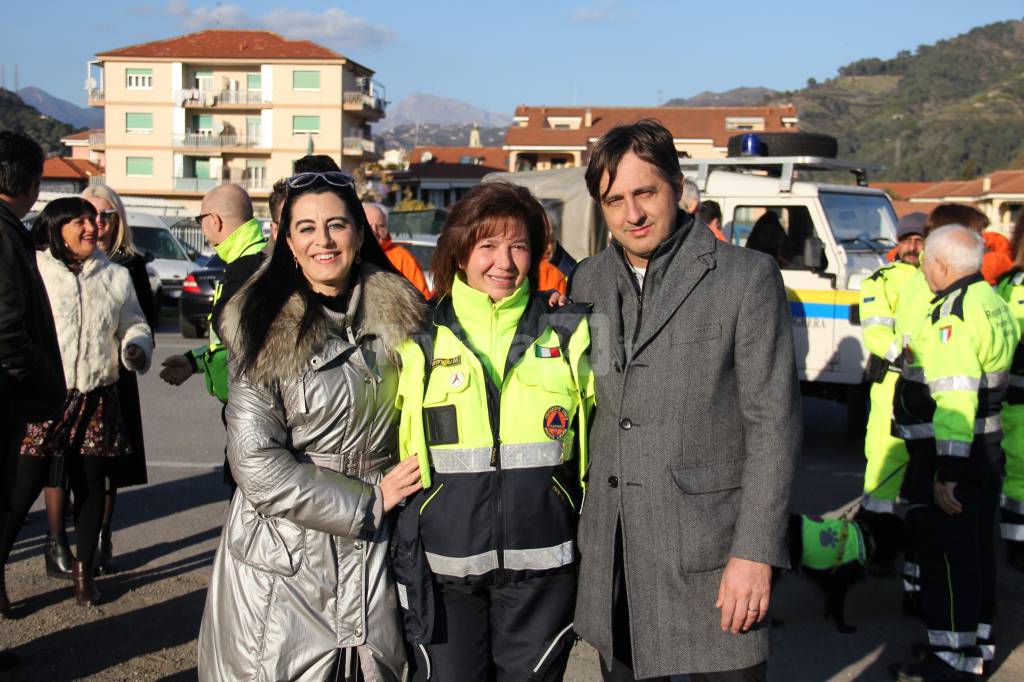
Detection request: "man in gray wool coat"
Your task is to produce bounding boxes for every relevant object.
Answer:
[569,119,801,681]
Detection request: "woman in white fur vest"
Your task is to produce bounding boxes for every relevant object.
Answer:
[0,197,152,610]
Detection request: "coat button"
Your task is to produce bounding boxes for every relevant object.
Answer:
[353,541,363,550]
[355,628,362,637]
[619,418,632,430]
[608,476,619,488]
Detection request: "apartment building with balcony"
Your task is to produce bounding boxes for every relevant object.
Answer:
[503,105,799,172]
[85,30,385,213]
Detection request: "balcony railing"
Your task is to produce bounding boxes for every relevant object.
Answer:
[343,137,377,156]
[87,88,104,103]
[172,132,265,149]
[343,91,386,114]
[174,177,220,192]
[237,178,271,192]
[174,89,269,107]
[88,132,106,146]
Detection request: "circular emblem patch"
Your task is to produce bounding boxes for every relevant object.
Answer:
[449,372,465,389]
[543,406,570,440]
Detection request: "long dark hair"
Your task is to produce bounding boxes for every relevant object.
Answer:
[30,197,97,264]
[430,182,548,297]
[234,177,395,376]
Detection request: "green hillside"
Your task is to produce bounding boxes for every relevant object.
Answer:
[783,20,1024,180]
[0,87,78,155]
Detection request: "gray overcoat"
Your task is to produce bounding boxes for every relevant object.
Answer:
[569,217,801,678]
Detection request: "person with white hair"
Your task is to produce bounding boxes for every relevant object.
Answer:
[890,225,1018,681]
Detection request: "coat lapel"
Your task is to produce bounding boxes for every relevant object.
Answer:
[631,220,718,358]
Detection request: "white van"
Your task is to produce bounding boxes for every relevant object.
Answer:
[127,211,198,305]
[492,156,897,431]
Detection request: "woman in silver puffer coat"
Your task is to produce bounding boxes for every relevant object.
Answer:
[197,172,425,682]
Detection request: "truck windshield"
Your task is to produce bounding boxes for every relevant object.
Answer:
[820,192,898,251]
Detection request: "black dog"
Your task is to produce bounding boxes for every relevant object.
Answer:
[781,508,906,634]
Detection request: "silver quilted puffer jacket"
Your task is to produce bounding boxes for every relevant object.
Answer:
[197,265,426,682]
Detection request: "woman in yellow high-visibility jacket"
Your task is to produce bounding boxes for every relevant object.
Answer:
[392,182,595,681]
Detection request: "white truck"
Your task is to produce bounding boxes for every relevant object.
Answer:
[491,155,898,432]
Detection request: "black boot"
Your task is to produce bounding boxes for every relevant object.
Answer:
[72,560,99,607]
[95,526,114,576]
[45,532,73,580]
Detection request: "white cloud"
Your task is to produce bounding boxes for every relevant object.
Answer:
[570,1,616,24]
[162,2,395,48]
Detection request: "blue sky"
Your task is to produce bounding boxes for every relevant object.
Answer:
[2,1,1021,116]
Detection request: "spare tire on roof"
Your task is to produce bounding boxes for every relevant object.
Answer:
[727,132,838,158]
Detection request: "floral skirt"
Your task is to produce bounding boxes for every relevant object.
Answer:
[20,385,131,487]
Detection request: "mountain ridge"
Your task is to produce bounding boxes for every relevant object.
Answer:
[378,93,511,131]
[17,86,103,129]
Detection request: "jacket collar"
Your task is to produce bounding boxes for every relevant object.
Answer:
[930,272,985,304]
[0,200,32,249]
[614,211,718,358]
[214,218,266,262]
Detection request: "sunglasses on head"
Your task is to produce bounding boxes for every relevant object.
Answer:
[286,171,355,190]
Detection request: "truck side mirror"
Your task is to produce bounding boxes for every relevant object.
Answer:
[803,236,824,271]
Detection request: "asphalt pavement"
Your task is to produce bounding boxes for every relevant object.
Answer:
[1,318,1023,680]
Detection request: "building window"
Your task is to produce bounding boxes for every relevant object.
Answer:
[193,70,214,91]
[725,117,765,131]
[126,156,153,177]
[126,68,153,89]
[292,115,321,134]
[247,73,262,91]
[292,70,320,90]
[191,114,213,133]
[125,112,153,133]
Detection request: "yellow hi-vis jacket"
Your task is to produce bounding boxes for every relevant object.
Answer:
[395,277,594,580]
[861,260,918,364]
[894,273,1018,481]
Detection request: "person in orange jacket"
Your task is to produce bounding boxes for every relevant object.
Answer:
[538,214,568,295]
[886,204,1011,285]
[363,202,431,299]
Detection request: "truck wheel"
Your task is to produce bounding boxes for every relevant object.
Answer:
[727,132,838,159]
[845,383,869,440]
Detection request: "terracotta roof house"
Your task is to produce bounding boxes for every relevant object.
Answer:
[502,104,799,172]
[83,29,388,214]
[41,157,105,194]
[873,170,1024,231]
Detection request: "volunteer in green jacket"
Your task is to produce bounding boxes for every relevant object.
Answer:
[392,182,594,681]
[996,213,1024,573]
[159,184,267,399]
[891,225,1018,682]
[859,212,926,514]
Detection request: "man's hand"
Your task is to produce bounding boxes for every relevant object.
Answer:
[716,556,771,633]
[123,343,146,370]
[160,354,195,386]
[934,481,963,515]
[380,457,424,512]
[546,291,570,308]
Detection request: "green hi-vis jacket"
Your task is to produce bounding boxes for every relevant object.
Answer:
[860,261,918,364]
[395,277,595,581]
[997,269,1024,507]
[800,516,865,570]
[187,218,266,402]
[894,273,1018,482]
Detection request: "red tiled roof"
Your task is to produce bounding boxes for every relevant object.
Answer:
[43,158,104,180]
[411,146,508,170]
[61,128,101,143]
[98,30,347,62]
[909,180,982,200]
[892,200,944,218]
[988,170,1024,194]
[869,182,935,200]
[504,105,798,148]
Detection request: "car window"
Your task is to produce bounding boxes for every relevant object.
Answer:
[133,226,188,261]
[733,205,816,270]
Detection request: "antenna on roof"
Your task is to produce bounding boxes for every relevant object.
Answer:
[1,65,5,90]
[13,64,18,92]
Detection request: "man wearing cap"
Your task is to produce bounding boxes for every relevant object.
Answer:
[859,212,927,515]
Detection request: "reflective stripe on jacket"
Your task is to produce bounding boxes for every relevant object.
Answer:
[860,260,918,363]
[894,273,1018,481]
[395,276,594,582]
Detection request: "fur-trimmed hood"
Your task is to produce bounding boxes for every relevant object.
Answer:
[220,263,427,386]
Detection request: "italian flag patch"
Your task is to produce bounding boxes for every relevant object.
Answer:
[536,346,561,358]
[939,326,953,344]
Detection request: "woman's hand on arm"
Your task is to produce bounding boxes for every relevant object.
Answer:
[380,457,423,512]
